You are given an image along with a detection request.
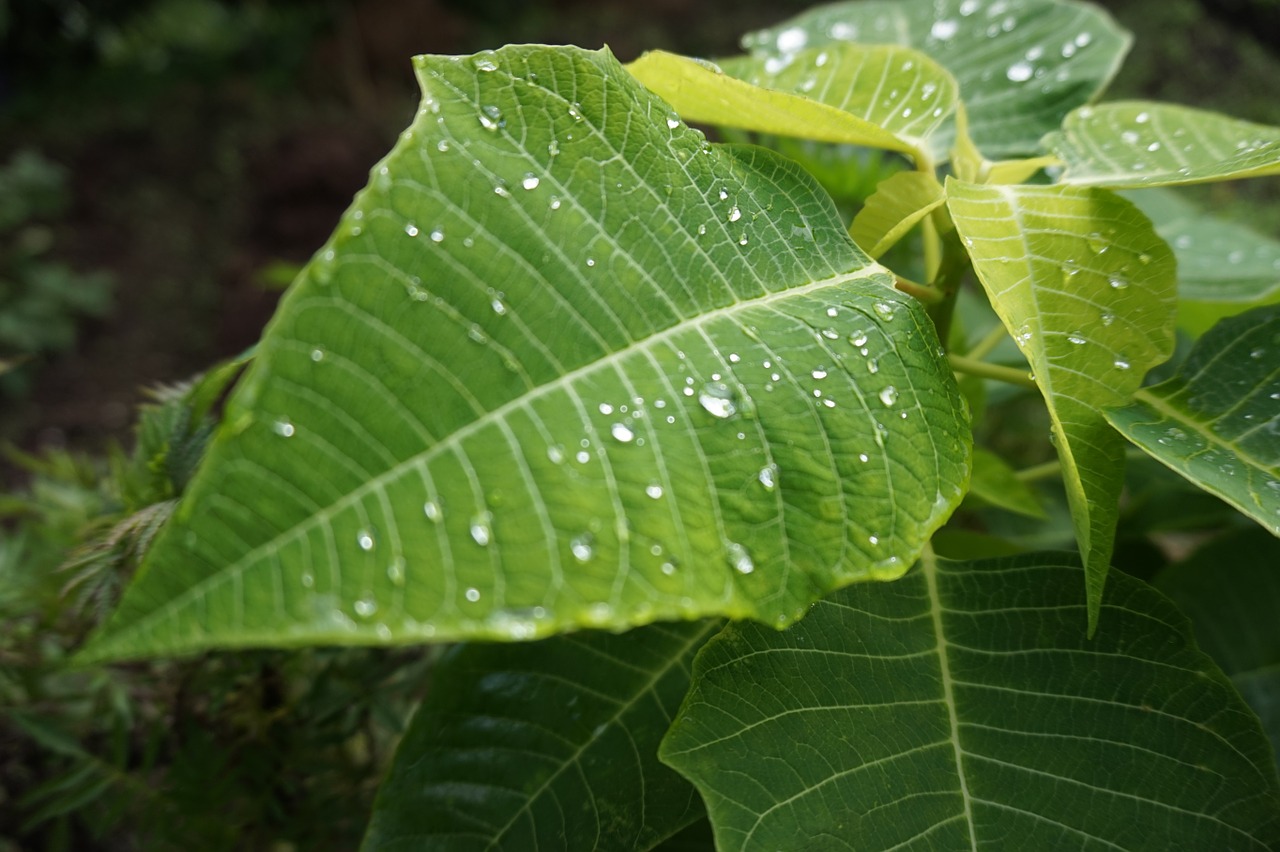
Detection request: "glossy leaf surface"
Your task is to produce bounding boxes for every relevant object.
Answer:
[946,179,1177,627]
[1049,102,1280,187]
[79,46,970,663]
[741,0,1130,159]
[1124,188,1280,336]
[627,44,956,165]
[364,621,717,851]
[662,551,1280,851]
[1105,304,1280,536]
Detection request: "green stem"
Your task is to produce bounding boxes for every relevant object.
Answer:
[948,354,1038,389]
[894,276,945,305]
[1015,459,1061,483]
[966,323,1009,361]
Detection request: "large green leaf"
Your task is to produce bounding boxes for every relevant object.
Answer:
[1156,529,1280,771]
[849,170,946,258]
[661,550,1280,850]
[1105,304,1280,536]
[1123,188,1280,337]
[741,0,1130,160]
[1049,102,1280,187]
[77,45,971,663]
[628,44,957,167]
[363,621,717,851]
[946,179,1177,628]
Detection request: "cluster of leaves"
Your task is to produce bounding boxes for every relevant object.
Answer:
[21,0,1280,847]
[0,150,113,394]
[0,377,431,850]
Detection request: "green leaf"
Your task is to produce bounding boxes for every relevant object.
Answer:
[1123,188,1280,337]
[627,44,956,165]
[661,551,1280,850]
[741,0,1131,160]
[1105,304,1280,536]
[78,45,971,663]
[1156,529,1280,770]
[965,446,1045,518]
[946,179,1177,629]
[1049,102,1280,187]
[849,170,945,258]
[363,621,716,851]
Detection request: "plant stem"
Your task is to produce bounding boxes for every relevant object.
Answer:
[1015,459,1061,483]
[966,323,1009,361]
[947,354,1038,389]
[894,276,945,305]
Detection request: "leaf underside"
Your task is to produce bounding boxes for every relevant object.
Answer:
[661,552,1280,851]
[79,45,970,663]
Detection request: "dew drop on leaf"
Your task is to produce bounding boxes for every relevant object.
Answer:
[357,529,375,551]
[570,533,594,563]
[610,422,635,443]
[725,541,754,574]
[879,386,899,407]
[469,513,492,546]
[423,500,442,522]
[758,463,778,491]
[698,383,738,418]
[645,483,664,500]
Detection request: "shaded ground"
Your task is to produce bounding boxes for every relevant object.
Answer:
[2,0,1278,486]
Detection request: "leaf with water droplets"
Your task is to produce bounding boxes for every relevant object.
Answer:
[1049,102,1280,187]
[365,620,717,850]
[627,43,957,165]
[661,550,1280,850]
[79,45,970,663]
[740,0,1131,160]
[1105,304,1280,537]
[1123,187,1280,337]
[946,178,1177,630]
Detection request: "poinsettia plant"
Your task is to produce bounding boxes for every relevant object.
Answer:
[79,0,1280,847]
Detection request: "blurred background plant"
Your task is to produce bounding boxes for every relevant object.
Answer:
[1,0,1278,847]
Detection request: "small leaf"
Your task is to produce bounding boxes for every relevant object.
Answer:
[946,178,1177,628]
[79,45,971,663]
[661,551,1280,851]
[965,447,1046,518]
[849,170,945,258]
[363,621,717,851]
[741,0,1131,159]
[1123,188,1280,336]
[1049,102,1280,187]
[1105,304,1280,535]
[628,44,957,164]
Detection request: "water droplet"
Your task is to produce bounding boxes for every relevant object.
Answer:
[521,173,540,190]
[1113,358,1131,371]
[1086,233,1109,254]
[1067,333,1087,345]
[310,347,325,362]
[273,419,295,437]
[357,529,375,551]
[478,104,504,132]
[879,386,899,407]
[436,139,450,152]
[868,535,879,545]
[728,206,742,223]
[491,297,507,315]
[873,302,896,321]
[698,383,738,418]
[811,368,828,380]
[354,597,378,617]
[472,52,499,72]
[611,422,635,443]
[571,533,594,562]
[404,223,419,237]
[1108,275,1129,290]
[300,571,315,589]
[776,26,807,52]
[758,463,778,490]
[423,500,442,522]
[931,19,959,39]
[470,513,492,546]
[666,113,680,129]
[867,358,880,374]
[718,188,729,201]
[725,541,754,574]
[1006,61,1033,82]
[586,258,596,267]
[645,483,664,500]
[1100,312,1116,326]
[850,331,868,347]
[465,587,481,602]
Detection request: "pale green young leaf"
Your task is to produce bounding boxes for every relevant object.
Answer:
[1049,102,1280,187]
[627,44,956,165]
[849,170,945,258]
[77,46,970,664]
[661,551,1280,851]
[363,621,717,851]
[965,446,1046,518]
[1105,304,1280,536]
[741,0,1130,159]
[1123,188,1280,336]
[946,179,1177,628]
